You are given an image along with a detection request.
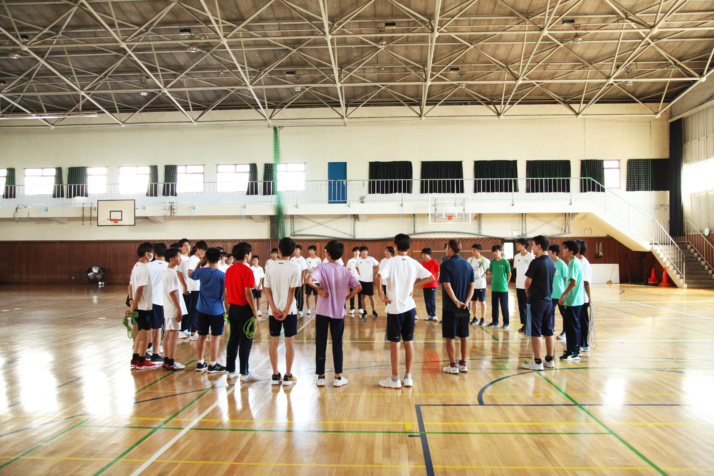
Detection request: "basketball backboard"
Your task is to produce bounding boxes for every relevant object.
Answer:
[429,196,471,224]
[97,200,135,226]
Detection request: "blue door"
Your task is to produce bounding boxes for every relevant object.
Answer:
[328,162,347,203]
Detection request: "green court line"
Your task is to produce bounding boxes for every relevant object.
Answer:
[537,373,668,476]
[79,424,608,436]
[135,360,197,394]
[0,418,86,470]
[480,327,500,341]
[665,323,714,337]
[93,384,217,476]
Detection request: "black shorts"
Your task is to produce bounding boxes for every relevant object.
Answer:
[442,309,470,339]
[358,281,374,296]
[197,312,225,336]
[269,314,298,338]
[305,285,318,296]
[386,309,416,342]
[150,305,164,329]
[252,289,262,299]
[135,309,152,331]
[526,300,554,337]
[471,288,486,302]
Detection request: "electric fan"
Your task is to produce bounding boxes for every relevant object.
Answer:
[86,266,106,287]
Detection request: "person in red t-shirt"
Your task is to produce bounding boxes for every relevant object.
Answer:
[421,248,440,322]
[225,242,259,382]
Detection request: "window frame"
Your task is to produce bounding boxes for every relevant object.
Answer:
[177,165,204,193]
[24,167,56,196]
[603,160,621,189]
[118,166,151,195]
[87,167,108,194]
[216,164,251,193]
[277,162,306,192]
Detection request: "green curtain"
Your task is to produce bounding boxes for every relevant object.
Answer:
[3,168,16,199]
[420,161,463,194]
[368,161,413,194]
[263,163,275,195]
[67,166,88,198]
[474,160,518,192]
[247,163,258,195]
[163,165,177,196]
[626,159,669,191]
[580,160,605,192]
[147,165,159,197]
[52,167,64,198]
[526,160,570,193]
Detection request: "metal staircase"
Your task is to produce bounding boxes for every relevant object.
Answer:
[675,221,714,289]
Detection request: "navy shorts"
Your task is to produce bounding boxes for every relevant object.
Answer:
[269,314,298,338]
[471,288,486,302]
[386,309,416,342]
[305,285,318,296]
[442,309,470,339]
[135,309,152,331]
[150,304,164,329]
[252,289,262,299]
[358,281,374,296]
[526,300,554,337]
[197,312,225,336]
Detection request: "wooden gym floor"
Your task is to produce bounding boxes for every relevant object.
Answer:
[1,284,714,475]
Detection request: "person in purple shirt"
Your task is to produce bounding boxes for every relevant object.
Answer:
[306,240,362,388]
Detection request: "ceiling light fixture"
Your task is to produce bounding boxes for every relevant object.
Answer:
[293,85,302,92]
[8,50,22,60]
[377,38,387,48]
[458,83,466,89]
[139,90,149,97]
[572,24,583,44]
[187,44,200,53]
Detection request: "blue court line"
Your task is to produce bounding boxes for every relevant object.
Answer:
[0,414,84,439]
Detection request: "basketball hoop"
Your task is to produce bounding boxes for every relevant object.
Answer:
[108,218,119,224]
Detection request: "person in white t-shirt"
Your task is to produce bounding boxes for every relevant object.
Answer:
[176,239,191,338]
[226,255,236,267]
[186,241,208,339]
[304,245,323,316]
[356,246,380,318]
[251,255,265,317]
[346,247,360,315]
[128,242,159,370]
[576,239,593,353]
[146,243,169,363]
[290,245,308,318]
[265,248,280,271]
[162,248,187,370]
[218,251,230,273]
[264,237,302,386]
[467,243,491,326]
[379,246,395,301]
[376,234,434,389]
[513,238,535,334]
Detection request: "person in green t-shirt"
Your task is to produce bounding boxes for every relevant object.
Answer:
[558,240,584,361]
[487,245,512,329]
[548,244,568,341]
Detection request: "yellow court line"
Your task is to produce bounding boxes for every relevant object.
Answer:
[1,456,712,471]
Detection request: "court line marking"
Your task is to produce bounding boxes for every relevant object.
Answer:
[129,315,316,476]
[0,414,84,439]
[134,360,197,394]
[0,419,87,470]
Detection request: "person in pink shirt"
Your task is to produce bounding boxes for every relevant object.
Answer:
[306,240,362,388]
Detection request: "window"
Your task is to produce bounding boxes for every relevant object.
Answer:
[24,168,56,195]
[87,167,107,194]
[474,160,519,193]
[0,169,6,191]
[217,164,250,192]
[119,166,150,194]
[177,165,204,193]
[683,157,714,195]
[503,242,515,260]
[277,163,305,191]
[603,160,620,188]
[368,161,413,194]
[420,161,464,194]
[626,159,668,191]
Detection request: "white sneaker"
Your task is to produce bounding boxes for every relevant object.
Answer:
[171,362,185,370]
[227,371,238,379]
[298,312,303,318]
[443,365,459,374]
[189,333,198,341]
[333,377,348,387]
[544,359,555,368]
[359,308,365,315]
[458,364,468,373]
[316,377,326,387]
[522,360,544,371]
[257,310,262,317]
[379,377,402,389]
[240,373,259,382]
[402,376,413,387]
[350,309,355,315]
[307,309,311,316]
[414,315,419,321]
[432,316,439,323]
[178,331,189,339]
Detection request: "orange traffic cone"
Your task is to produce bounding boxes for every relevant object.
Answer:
[648,268,658,285]
[660,270,672,287]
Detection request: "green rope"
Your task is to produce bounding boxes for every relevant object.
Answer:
[243,316,257,339]
[273,126,285,239]
[223,313,230,340]
[122,311,138,339]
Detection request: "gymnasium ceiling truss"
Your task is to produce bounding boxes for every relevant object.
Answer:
[0,0,713,127]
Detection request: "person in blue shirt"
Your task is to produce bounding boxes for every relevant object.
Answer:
[439,239,475,374]
[522,235,556,371]
[189,247,227,373]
